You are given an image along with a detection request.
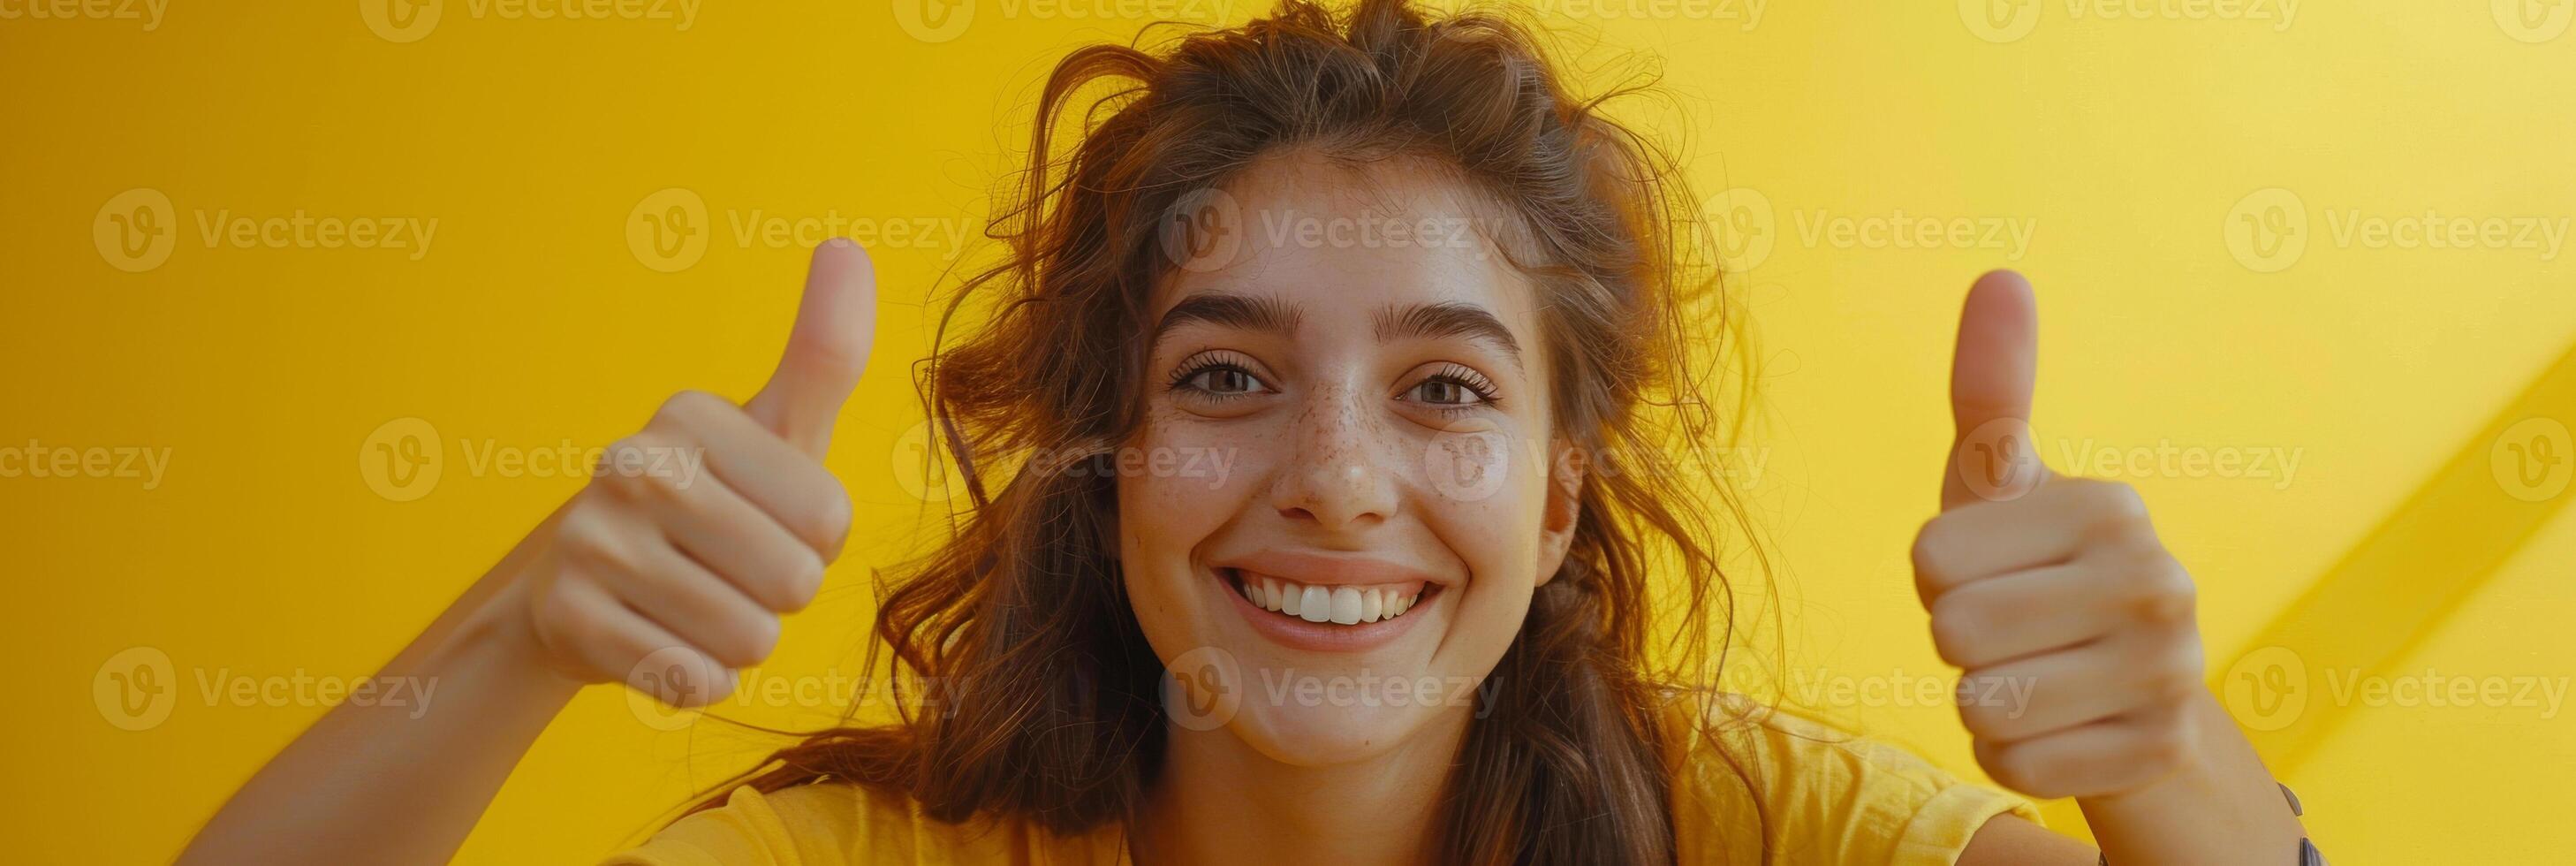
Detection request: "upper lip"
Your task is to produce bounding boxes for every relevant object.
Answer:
[1213,549,1453,588]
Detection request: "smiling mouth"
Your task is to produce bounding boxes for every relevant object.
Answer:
[1222,567,1437,626]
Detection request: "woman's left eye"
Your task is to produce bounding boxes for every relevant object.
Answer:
[1403,367,1498,408]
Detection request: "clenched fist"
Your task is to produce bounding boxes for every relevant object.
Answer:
[1915,270,2209,801]
[512,240,877,708]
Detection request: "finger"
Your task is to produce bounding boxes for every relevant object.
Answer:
[1913,477,2156,599]
[1957,634,2201,743]
[1943,270,2051,510]
[1925,564,2113,669]
[743,239,879,459]
[640,468,829,612]
[649,390,853,560]
[550,574,739,708]
[1974,710,2198,800]
[603,536,784,669]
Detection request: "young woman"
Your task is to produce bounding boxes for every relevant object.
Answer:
[180,0,2313,862]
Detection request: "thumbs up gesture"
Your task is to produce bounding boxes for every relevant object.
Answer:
[515,240,877,708]
[1914,271,2208,801]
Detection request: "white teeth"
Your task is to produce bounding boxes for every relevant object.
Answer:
[1236,571,1429,626]
[1329,587,1362,625]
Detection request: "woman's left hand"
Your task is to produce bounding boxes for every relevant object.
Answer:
[1910,270,2210,801]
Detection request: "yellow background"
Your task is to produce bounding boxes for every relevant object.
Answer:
[4,1,2572,862]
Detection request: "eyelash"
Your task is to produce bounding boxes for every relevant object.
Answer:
[1404,363,1501,413]
[1165,355,1501,414]
[1167,353,1269,401]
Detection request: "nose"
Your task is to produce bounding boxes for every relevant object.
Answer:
[1269,392,1398,530]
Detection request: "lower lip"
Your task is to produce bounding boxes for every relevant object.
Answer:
[1218,569,1437,653]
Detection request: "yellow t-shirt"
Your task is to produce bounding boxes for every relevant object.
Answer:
[603,701,2035,865]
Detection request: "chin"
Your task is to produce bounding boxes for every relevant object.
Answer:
[1225,697,1439,767]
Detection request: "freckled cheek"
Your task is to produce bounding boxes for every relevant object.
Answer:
[1419,448,1552,590]
[1118,417,1277,576]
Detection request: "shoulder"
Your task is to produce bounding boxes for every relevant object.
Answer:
[600,781,1127,866]
[1660,694,2042,866]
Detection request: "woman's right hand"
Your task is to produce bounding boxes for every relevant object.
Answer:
[508,239,879,707]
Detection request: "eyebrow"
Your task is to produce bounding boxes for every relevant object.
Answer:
[1374,300,1522,367]
[1149,292,1523,368]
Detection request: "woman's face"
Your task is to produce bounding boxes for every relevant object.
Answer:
[1116,152,1581,766]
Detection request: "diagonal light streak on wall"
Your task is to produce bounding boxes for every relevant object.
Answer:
[2216,340,2576,773]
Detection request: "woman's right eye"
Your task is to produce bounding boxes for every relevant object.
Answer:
[1170,360,1272,398]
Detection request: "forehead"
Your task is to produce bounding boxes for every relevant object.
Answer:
[1151,151,1543,322]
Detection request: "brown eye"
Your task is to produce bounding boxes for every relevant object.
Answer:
[1403,366,1497,409]
[1193,368,1259,394]
[1171,358,1271,399]
[1413,378,1474,406]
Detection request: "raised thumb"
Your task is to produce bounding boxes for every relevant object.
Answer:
[1942,270,2049,510]
[744,239,878,458]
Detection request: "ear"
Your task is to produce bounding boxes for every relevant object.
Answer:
[1533,436,1586,587]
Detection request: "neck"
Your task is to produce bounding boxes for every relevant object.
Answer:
[1136,706,1472,866]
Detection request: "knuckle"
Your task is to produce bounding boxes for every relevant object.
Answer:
[2128,563,2198,626]
[780,551,828,612]
[1955,680,2004,734]
[652,390,728,430]
[1981,742,2041,794]
[1927,597,1983,667]
[557,509,636,574]
[2080,482,2150,536]
[709,619,778,669]
[804,488,856,558]
[1910,520,1957,589]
